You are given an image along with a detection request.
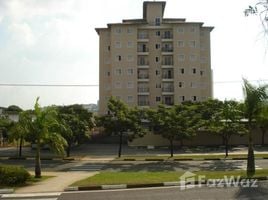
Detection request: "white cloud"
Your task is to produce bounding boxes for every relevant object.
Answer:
[8,23,35,46]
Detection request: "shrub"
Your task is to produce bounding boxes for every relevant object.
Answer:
[0,165,30,185]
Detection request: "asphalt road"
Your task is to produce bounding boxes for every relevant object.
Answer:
[58,181,268,200]
[1,159,268,172]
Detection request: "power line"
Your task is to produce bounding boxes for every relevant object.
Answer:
[0,84,99,87]
[0,79,267,87]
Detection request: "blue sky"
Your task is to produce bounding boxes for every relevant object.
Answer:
[0,0,267,109]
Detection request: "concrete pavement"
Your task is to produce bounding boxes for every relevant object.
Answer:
[15,171,98,194]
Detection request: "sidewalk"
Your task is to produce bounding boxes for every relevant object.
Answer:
[15,171,98,193]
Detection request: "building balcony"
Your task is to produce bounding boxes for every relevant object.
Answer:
[137,35,149,42]
[162,87,174,92]
[161,48,173,52]
[161,62,173,66]
[137,61,149,67]
[138,101,150,106]
[137,48,149,55]
[138,87,150,92]
[138,74,149,82]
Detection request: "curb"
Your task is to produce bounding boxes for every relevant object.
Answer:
[64,177,268,191]
[119,157,268,161]
[0,157,76,161]
[0,192,61,199]
[0,189,14,194]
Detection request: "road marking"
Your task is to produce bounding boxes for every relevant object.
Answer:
[69,164,105,171]
[0,192,61,200]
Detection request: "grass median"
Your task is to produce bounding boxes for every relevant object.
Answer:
[71,169,268,187]
[115,153,268,161]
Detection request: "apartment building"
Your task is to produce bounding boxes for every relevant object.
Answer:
[96,1,213,115]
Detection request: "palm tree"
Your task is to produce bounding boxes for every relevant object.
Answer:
[31,98,67,178]
[243,79,268,176]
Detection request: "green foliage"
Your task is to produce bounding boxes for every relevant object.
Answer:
[97,97,147,157]
[57,104,94,156]
[5,105,23,113]
[243,79,268,175]
[0,165,30,186]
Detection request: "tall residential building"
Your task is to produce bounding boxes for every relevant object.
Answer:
[96,1,213,115]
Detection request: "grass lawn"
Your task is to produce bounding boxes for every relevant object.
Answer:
[71,169,268,187]
[116,153,268,161]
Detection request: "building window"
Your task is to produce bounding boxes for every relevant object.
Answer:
[156,96,161,102]
[156,70,161,75]
[155,17,161,26]
[189,41,196,48]
[127,82,134,88]
[155,44,160,49]
[115,28,121,34]
[179,96,185,102]
[115,55,122,61]
[200,43,205,51]
[178,41,184,47]
[200,31,205,36]
[127,41,133,48]
[200,70,204,76]
[155,57,159,62]
[115,68,122,75]
[115,41,121,48]
[127,96,134,102]
[177,27,184,33]
[192,68,196,74]
[190,26,196,32]
[179,68,184,74]
[127,28,133,34]
[191,96,197,101]
[115,82,121,88]
[156,83,161,88]
[127,55,134,62]
[156,31,161,36]
[127,68,134,75]
[179,82,184,88]
[189,54,197,62]
[108,46,110,51]
[178,54,185,61]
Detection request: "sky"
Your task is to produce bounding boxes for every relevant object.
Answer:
[0,0,267,109]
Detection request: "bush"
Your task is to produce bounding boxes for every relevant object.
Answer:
[0,165,30,185]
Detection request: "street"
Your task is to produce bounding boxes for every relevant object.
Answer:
[58,181,268,200]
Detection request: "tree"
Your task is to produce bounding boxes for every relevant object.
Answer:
[256,103,268,145]
[5,105,23,113]
[148,104,198,157]
[98,97,146,157]
[8,111,32,157]
[30,98,67,178]
[245,0,268,34]
[0,116,12,146]
[209,100,247,157]
[57,105,94,157]
[243,79,268,175]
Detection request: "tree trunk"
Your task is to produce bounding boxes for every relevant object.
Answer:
[19,136,23,157]
[118,132,123,158]
[261,128,266,146]
[247,124,255,176]
[170,139,174,157]
[224,136,229,157]
[66,142,71,157]
[35,140,42,178]
[180,139,183,148]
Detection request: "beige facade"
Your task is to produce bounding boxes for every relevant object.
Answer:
[96,1,213,115]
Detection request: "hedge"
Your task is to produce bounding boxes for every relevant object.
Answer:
[0,165,30,185]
